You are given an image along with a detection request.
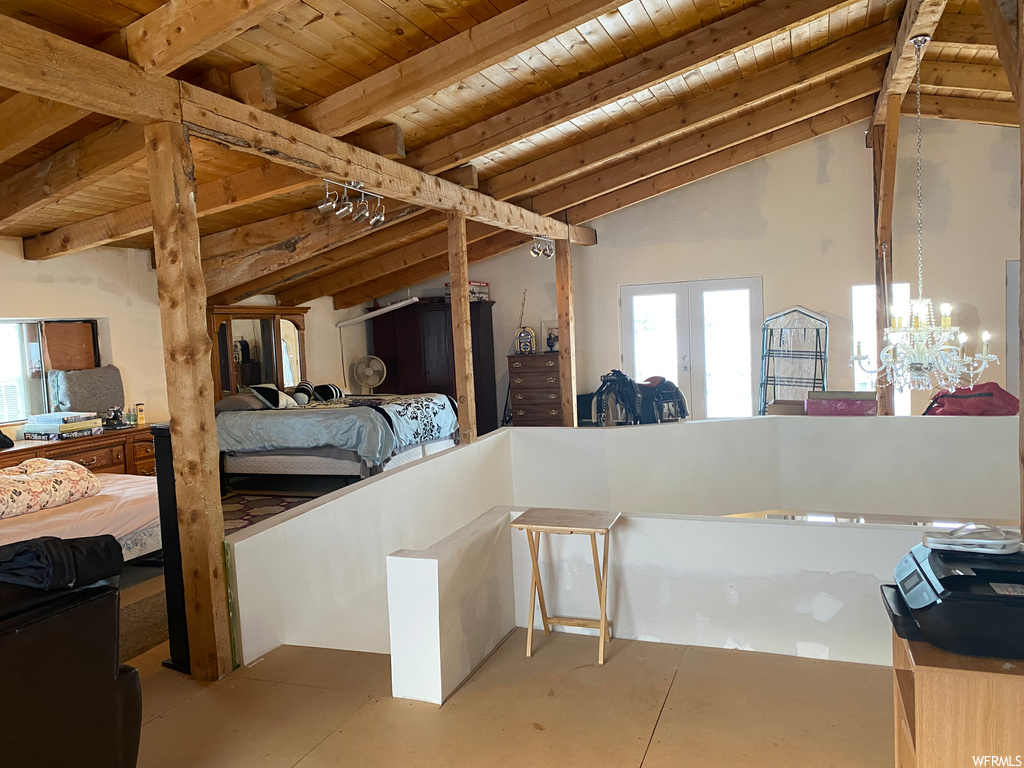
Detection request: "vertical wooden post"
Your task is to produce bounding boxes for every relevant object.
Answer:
[555,238,577,427]
[447,212,477,443]
[1018,0,1024,532]
[146,122,233,681]
[872,95,900,416]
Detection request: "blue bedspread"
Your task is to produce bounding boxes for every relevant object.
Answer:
[215,393,459,467]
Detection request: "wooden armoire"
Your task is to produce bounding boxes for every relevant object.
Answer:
[371,299,498,434]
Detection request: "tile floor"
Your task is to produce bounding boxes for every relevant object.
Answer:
[132,630,894,768]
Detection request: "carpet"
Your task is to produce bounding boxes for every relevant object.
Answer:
[222,493,315,533]
[120,588,168,662]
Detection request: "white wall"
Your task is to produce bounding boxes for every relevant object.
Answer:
[0,236,169,434]
[388,118,1019,418]
[227,429,515,664]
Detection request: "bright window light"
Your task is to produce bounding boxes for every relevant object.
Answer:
[632,293,677,383]
[702,289,752,418]
[852,284,911,416]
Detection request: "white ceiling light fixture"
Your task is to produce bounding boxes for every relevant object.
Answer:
[851,35,998,392]
[318,180,384,228]
[531,236,555,259]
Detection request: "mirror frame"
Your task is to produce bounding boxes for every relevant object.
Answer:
[207,305,309,401]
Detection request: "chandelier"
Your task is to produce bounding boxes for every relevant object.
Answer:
[851,35,997,392]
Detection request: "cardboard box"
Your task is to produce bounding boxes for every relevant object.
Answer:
[804,398,877,416]
[765,399,806,415]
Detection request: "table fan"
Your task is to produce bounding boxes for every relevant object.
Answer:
[352,355,387,393]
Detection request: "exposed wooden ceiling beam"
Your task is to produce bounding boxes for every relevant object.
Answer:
[289,0,627,137]
[209,211,447,303]
[868,0,948,141]
[920,60,1013,93]
[978,0,1021,102]
[485,23,895,201]
[931,14,997,53]
[281,72,878,307]
[404,0,863,175]
[0,1,290,165]
[525,64,883,213]
[0,14,179,124]
[125,0,296,73]
[180,83,596,244]
[325,97,876,309]
[439,165,480,189]
[565,96,877,225]
[22,163,316,260]
[351,124,406,159]
[907,93,1018,125]
[0,120,146,231]
[203,204,421,297]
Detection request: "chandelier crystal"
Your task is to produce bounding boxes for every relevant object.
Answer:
[851,35,997,393]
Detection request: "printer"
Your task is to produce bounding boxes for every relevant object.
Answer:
[882,542,1024,659]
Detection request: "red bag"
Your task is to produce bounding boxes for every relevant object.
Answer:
[923,382,1019,416]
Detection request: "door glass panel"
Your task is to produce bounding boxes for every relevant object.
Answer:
[279,321,301,389]
[702,289,752,418]
[632,294,677,383]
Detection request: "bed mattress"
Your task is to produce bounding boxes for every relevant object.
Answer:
[222,438,457,477]
[0,474,161,559]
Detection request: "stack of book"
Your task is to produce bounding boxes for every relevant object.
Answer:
[21,412,104,441]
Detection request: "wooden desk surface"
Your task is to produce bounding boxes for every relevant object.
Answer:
[906,638,1024,677]
[511,507,620,534]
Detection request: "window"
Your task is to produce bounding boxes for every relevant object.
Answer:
[852,284,911,416]
[0,319,100,423]
[0,322,46,423]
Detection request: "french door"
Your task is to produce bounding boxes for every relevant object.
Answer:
[620,277,764,420]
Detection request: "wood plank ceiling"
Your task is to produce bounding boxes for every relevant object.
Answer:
[0,0,1015,308]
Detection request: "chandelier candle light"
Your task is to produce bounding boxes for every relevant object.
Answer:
[851,35,997,393]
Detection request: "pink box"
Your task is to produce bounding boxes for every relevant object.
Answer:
[804,399,877,416]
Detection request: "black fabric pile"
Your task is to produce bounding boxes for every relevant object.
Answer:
[0,535,123,591]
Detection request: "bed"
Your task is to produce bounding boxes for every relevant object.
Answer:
[0,474,162,560]
[216,393,460,478]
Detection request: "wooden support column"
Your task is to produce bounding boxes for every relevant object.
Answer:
[447,212,477,443]
[1018,0,1024,532]
[872,95,900,416]
[146,122,232,681]
[555,239,578,427]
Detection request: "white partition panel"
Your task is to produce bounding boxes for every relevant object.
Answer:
[227,430,515,664]
[388,506,515,704]
[510,513,923,665]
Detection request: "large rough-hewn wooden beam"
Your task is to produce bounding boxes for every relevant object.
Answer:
[867,0,948,141]
[872,96,900,417]
[179,83,596,244]
[447,212,477,444]
[979,0,1021,102]
[0,14,179,123]
[486,23,894,201]
[555,238,577,428]
[405,0,864,174]
[327,98,875,308]
[23,163,316,260]
[906,94,1019,125]
[145,121,232,682]
[0,121,146,230]
[290,0,626,137]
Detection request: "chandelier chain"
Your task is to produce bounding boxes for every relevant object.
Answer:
[915,37,924,302]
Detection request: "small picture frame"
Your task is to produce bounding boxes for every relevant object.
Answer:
[541,320,559,353]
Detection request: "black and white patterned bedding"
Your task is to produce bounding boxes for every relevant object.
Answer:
[303,393,459,450]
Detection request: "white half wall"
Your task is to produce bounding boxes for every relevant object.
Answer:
[510,512,922,666]
[388,506,515,704]
[227,429,514,664]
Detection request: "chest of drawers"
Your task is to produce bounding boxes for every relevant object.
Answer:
[508,353,563,426]
[0,426,157,476]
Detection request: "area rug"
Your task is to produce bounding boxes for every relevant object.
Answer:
[221,493,315,533]
[120,588,168,662]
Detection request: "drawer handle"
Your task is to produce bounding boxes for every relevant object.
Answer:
[81,457,98,467]
[516,410,525,416]
[549,409,558,415]
[545,360,555,367]
[141,468,157,476]
[143,446,154,454]
[512,361,522,368]
[547,377,556,383]
[548,393,556,399]
[514,378,523,384]
[515,394,524,400]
